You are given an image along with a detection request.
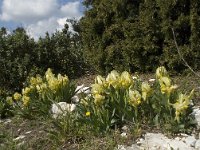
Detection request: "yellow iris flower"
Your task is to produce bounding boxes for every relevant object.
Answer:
[173,90,194,122]
[95,75,105,85]
[129,90,142,107]
[120,71,133,88]
[156,66,168,79]
[93,94,105,105]
[22,96,30,106]
[13,92,22,101]
[91,84,104,95]
[22,87,31,95]
[106,70,120,88]
[159,77,178,95]
[141,82,151,100]
[6,96,13,105]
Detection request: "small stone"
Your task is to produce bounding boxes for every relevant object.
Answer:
[180,133,189,137]
[149,78,155,82]
[121,125,128,131]
[121,132,127,137]
[136,138,144,145]
[132,76,137,80]
[71,95,79,103]
[17,141,25,147]
[25,131,32,134]
[14,135,25,141]
[4,119,11,124]
[117,145,126,150]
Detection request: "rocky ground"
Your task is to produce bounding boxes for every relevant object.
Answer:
[118,106,200,150]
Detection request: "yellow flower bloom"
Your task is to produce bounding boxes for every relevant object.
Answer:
[159,77,177,95]
[22,87,31,95]
[173,90,194,122]
[6,96,13,105]
[156,66,168,79]
[120,71,133,88]
[106,70,120,88]
[86,111,91,116]
[13,92,22,101]
[95,75,105,85]
[61,75,69,86]
[30,75,43,86]
[45,68,55,81]
[22,96,30,106]
[36,83,47,93]
[141,82,151,100]
[93,94,105,105]
[91,84,104,95]
[129,90,142,107]
[48,78,60,92]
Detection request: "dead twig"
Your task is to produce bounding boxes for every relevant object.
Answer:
[171,28,200,78]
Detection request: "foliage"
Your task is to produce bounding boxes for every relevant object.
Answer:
[35,25,87,78]
[0,27,36,92]
[9,68,76,119]
[77,66,195,133]
[0,88,14,119]
[0,20,87,93]
[80,0,200,73]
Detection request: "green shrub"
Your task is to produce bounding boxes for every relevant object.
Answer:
[0,89,14,119]
[80,0,200,73]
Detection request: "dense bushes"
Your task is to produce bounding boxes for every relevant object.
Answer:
[80,0,200,73]
[0,27,36,91]
[0,24,87,92]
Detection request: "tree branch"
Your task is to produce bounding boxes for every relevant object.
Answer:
[171,28,200,78]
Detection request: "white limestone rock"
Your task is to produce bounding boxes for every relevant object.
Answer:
[3,119,12,124]
[71,95,79,103]
[195,139,200,149]
[184,135,196,147]
[117,145,126,150]
[139,133,195,150]
[149,78,155,82]
[121,132,127,137]
[51,102,76,118]
[75,84,90,94]
[192,107,200,128]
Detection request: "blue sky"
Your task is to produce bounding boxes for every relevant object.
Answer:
[0,0,85,39]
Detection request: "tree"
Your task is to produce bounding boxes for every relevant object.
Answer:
[0,27,36,91]
[80,0,200,73]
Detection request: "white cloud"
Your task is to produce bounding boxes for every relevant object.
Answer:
[0,0,83,39]
[26,17,59,40]
[0,0,58,23]
[60,1,82,19]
